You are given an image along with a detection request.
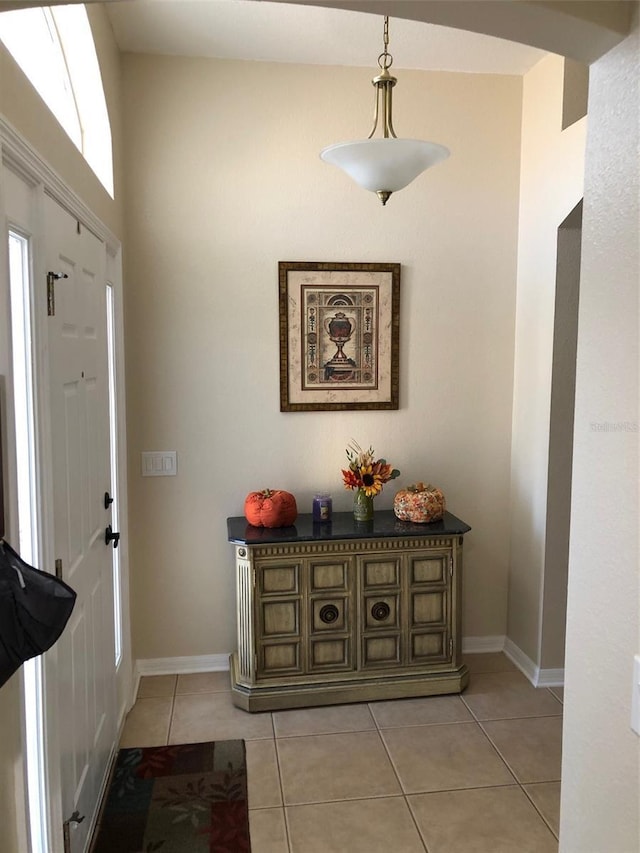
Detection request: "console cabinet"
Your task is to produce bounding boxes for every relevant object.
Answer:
[227,511,471,712]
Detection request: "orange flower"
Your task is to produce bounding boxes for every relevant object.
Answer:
[342,468,360,489]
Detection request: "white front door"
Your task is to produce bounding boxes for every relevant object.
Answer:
[45,194,117,853]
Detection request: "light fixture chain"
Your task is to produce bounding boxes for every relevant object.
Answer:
[378,15,393,70]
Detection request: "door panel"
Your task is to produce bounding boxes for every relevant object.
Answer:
[45,195,116,853]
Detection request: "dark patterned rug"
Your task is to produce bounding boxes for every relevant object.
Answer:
[91,740,250,853]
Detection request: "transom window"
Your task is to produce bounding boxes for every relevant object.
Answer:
[0,4,114,197]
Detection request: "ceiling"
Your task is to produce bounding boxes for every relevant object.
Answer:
[104,0,548,75]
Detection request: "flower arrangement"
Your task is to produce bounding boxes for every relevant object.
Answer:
[341,441,400,498]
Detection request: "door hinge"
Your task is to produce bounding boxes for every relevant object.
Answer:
[55,558,63,580]
[62,811,85,853]
[47,271,68,317]
[449,556,453,577]
[449,637,454,657]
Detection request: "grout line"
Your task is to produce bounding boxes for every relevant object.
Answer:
[520,783,561,842]
[375,718,474,731]
[459,692,480,721]
[174,689,232,697]
[249,803,296,811]
[403,793,431,852]
[284,792,408,807]
[271,725,377,739]
[406,781,525,795]
[273,734,293,853]
[281,805,293,853]
[165,679,178,745]
[376,721,410,799]
[473,720,520,785]
[547,687,564,706]
[367,701,381,733]
[477,717,561,841]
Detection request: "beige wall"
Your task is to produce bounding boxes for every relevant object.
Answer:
[541,209,581,671]
[507,53,586,669]
[0,7,123,850]
[122,53,522,660]
[561,13,640,851]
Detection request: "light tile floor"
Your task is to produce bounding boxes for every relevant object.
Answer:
[120,654,563,853]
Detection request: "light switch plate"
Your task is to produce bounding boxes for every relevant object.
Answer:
[141,451,177,477]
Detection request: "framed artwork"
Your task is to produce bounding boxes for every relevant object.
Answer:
[279,261,400,412]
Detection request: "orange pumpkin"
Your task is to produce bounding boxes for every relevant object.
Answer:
[244,489,298,528]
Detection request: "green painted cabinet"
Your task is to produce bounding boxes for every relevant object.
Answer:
[227,511,470,712]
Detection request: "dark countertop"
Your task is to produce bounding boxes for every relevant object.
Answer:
[227,510,471,545]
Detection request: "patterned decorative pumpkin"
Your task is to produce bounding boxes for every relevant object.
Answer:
[244,489,298,528]
[393,482,446,523]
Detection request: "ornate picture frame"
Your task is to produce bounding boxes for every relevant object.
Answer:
[279,261,400,411]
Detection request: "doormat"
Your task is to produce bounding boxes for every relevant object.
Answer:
[91,740,250,852]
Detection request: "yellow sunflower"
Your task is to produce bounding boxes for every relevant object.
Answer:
[359,465,385,497]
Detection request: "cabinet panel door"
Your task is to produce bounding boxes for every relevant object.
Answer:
[262,600,300,636]
[260,642,303,675]
[411,631,448,662]
[256,559,304,677]
[412,590,446,626]
[362,635,402,667]
[407,549,452,666]
[410,553,448,584]
[260,563,301,595]
[307,557,355,673]
[359,555,403,669]
[310,637,352,670]
[362,557,401,588]
[310,558,350,592]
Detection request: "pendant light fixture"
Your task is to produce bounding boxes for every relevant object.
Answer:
[320,16,450,206]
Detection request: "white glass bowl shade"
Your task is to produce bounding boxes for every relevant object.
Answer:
[320,137,450,194]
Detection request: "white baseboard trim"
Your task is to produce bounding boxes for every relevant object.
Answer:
[136,654,230,678]
[462,635,506,654]
[130,670,141,709]
[504,637,538,684]
[536,667,565,688]
[134,646,564,688]
[503,638,565,687]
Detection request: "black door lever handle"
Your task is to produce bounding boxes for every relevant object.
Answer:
[105,525,120,548]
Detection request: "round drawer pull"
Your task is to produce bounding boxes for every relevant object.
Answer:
[319,604,340,624]
[371,601,391,621]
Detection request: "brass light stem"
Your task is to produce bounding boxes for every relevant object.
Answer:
[368,17,398,140]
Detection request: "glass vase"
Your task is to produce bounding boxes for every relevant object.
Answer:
[353,488,374,522]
